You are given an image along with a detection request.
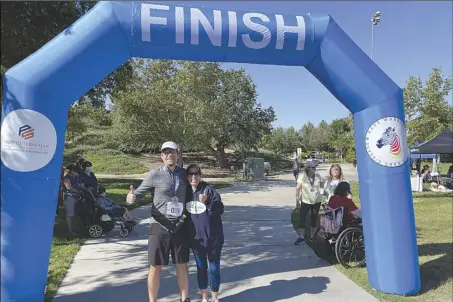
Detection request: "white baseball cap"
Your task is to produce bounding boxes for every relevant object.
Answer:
[161,141,178,151]
[306,161,317,168]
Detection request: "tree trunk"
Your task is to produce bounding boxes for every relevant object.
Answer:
[216,146,227,168]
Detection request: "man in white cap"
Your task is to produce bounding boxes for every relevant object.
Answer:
[127,141,191,302]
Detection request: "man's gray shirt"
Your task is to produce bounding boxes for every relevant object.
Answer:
[133,166,187,224]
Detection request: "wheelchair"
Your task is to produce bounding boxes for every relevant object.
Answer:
[312,204,366,268]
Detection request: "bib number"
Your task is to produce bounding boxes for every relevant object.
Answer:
[166,202,184,218]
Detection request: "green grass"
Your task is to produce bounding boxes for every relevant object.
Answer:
[63,126,149,175]
[84,151,149,174]
[63,148,149,175]
[335,182,453,302]
[45,180,231,302]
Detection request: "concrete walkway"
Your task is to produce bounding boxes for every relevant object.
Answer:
[53,165,376,302]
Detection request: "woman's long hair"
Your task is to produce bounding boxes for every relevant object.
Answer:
[328,164,344,181]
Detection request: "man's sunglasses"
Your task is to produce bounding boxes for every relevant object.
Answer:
[162,149,176,154]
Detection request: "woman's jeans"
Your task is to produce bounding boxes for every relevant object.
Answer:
[192,245,222,292]
[299,202,321,229]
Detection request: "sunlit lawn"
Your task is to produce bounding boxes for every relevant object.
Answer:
[46,178,231,301]
[337,182,453,302]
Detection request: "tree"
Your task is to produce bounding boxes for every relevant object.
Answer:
[207,69,276,166]
[299,122,315,151]
[328,116,354,161]
[404,67,453,146]
[309,127,328,152]
[1,1,133,109]
[262,128,285,155]
[109,62,275,166]
[172,61,223,151]
[110,60,180,152]
[262,127,301,156]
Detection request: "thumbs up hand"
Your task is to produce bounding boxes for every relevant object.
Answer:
[126,184,136,204]
[199,188,208,203]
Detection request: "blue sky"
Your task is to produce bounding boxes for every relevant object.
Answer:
[146,1,453,129]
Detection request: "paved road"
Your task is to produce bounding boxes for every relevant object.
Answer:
[53,164,374,302]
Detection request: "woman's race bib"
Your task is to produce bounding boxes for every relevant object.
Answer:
[186,201,207,215]
[166,201,184,218]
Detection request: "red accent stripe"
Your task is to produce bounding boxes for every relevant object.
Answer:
[21,129,34,139]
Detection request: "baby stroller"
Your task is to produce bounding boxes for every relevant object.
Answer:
[95,185,135,238]
[74,186,115,238]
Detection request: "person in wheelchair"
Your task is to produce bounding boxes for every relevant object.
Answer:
[314,181,365,268]
[327,181,361,223]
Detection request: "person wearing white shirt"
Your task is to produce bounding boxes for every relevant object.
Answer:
[294,161,323,245]
[323,164,352,203]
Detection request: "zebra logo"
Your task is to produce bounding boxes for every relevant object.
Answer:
[365,117,408,167]
[376,127,401,156]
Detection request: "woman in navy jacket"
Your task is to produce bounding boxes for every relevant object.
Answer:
[185,164,224,302]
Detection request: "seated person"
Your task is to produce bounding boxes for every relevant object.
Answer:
[421,165,431,182]
[327,182,361,223]
[447,165,453,178]
[96,192,137,224]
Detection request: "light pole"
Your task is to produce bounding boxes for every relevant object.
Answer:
[371,11,381,60]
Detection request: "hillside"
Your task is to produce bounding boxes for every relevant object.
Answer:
[63,125,293,176]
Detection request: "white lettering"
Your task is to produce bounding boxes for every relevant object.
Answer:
[140,5,307,51]
[190,8,222,46]
[275,15,305,50]
[242,13,271,49]
[228,11,238,47]
[141,3,169,42]
[175,6,185,44]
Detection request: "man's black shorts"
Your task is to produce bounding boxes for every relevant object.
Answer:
[148,222,191,266]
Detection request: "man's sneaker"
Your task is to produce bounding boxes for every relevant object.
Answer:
[294,237,305,245]
[201,299,208,302]
[180,299,190,302]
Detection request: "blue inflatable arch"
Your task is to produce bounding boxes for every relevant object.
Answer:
[1,2,420,301]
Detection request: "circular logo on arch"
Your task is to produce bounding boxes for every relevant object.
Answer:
[365,117,408,167]
[1,109,57,172]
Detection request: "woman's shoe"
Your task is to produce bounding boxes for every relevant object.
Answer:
[294,237,305,245]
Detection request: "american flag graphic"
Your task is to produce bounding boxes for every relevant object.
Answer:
[390,135,401,155]
[18,125,34,140]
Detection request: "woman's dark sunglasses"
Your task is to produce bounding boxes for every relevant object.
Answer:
[187,172,201,176]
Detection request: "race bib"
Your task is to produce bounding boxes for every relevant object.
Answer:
[166,201,184,218]
[186,201,207,215]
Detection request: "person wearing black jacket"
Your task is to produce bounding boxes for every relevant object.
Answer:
[185,164,224,302]
[78,160,98,189]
